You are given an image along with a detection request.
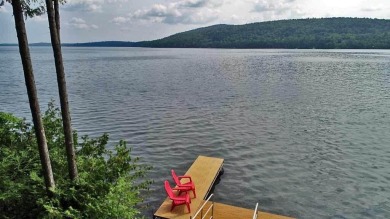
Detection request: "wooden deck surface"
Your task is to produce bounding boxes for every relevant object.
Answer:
[197,202,295,219]
[154,155,224,219]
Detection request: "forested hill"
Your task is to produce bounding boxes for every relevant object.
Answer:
[141,18,390,49]
[1,18,388,49]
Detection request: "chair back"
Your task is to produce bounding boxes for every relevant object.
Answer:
[164,180,175,199]
[171,169,181,186]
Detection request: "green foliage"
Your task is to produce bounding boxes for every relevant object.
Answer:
[1,0,65,18]
[140,18,390,49]
[0,102,152,218]
[21,0,46,18]
[1,0,46,18]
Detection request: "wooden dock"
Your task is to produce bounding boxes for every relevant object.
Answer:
[154,155,224,219]
[153,155,294,219]
[199,202,294,219]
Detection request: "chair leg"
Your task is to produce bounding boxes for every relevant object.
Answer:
[170,201,175,212]
[186,202,191,213]
[193,189,196,198]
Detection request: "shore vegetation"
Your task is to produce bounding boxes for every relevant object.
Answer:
[0,103,151,218]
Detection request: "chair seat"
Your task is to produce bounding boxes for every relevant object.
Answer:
[172,193,190,205]
[181,181,195,189]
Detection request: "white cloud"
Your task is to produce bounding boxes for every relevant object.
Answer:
[253,0,295,13]
[181,8,219,24]
[30,15,48,22]
[227,14,245,24]
[132,4,181,20]
[62,0,103,12]
[128,0,223,24]
[71,17,86,23]
[111,16,130,25]
[66,17,99,29]
[253,0,280,12]
[251,0,305,20]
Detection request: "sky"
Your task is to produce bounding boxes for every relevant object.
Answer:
[0,0,389,43]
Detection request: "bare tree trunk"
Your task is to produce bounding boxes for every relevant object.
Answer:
[11,0,55,192]
[53,0,60,43]
[46,0,78,180]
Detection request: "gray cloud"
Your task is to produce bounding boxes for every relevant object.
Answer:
[179,0,208,8]
[361,6,382,12]
[178,0,224,8]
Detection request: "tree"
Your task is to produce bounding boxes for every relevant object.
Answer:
[45,0,78,180]
[6,0,55,193]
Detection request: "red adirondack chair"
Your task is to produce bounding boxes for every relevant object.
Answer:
[164,180,191,213]
[171,169,197,198]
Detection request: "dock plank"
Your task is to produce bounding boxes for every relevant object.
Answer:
[154,156,224,219]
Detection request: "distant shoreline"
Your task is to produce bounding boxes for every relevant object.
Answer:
[2,18,389,49]
[0,42,140,47]
[1,44,389,50]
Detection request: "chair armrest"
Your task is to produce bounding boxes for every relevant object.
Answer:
[178,175,192,182]
[172,186,191,193]
[173,186,191,191]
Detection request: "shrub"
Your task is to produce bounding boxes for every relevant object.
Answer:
[0,103,152,218]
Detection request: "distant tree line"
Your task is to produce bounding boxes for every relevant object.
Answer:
[1,17,388,49]
[142,18,390,49]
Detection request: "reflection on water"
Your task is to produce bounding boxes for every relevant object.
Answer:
[1,47,390,218]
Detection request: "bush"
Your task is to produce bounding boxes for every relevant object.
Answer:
[0,103,152,218]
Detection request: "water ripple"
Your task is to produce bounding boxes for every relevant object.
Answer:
[1,47,390,218]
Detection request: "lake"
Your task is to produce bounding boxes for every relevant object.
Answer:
[1,47,389,219]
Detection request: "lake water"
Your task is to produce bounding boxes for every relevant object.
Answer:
[1,47,390,219]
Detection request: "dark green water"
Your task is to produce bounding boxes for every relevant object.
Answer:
[1,47,389,218]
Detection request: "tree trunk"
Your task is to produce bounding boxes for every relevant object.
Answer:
[53,0,60,43]
[11,0,55,192]
[46,0,78,180]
